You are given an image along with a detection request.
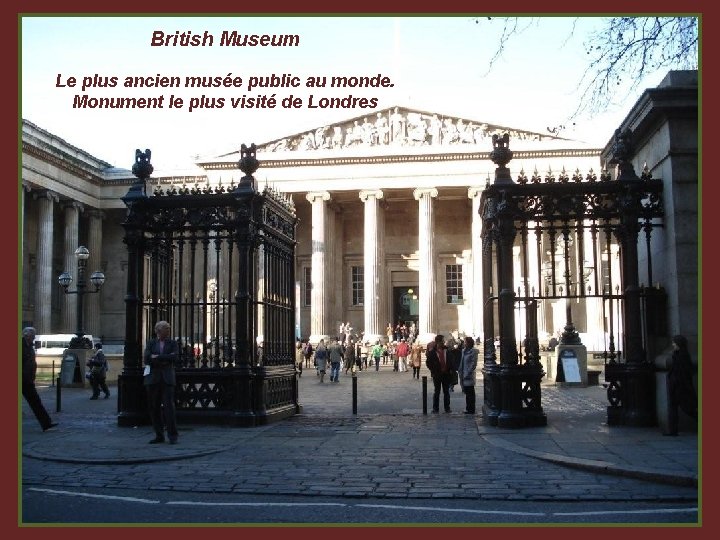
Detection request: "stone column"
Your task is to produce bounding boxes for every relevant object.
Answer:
[34,190,59,334]
[468,187,483,340]
[61,201,83,333]
[359,190,384,343]
[413,188,438,344]
[86,209,104,338]
[306,192,331,343]
[327,202,344,336]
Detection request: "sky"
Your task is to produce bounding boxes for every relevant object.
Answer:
[21,15,680,172]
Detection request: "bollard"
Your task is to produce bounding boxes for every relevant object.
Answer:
[56,376,61,413]
[422,375,427,415]
[352,373,357,415]
[51,360,55,387]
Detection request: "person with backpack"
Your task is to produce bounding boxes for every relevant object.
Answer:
[87,342,110,400]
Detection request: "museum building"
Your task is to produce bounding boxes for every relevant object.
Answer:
[20,71,698,361]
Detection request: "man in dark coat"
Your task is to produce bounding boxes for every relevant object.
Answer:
[21,327,57,431]
[143,320,179,444]
[425,334,452,413]
[665,334,698,436]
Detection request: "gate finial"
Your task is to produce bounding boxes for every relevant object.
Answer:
[490,133,514,184]
[126,148,153,199]
[609,128,639,181]
[237,143,259,191]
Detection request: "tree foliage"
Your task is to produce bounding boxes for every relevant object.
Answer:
[476,17,698,120]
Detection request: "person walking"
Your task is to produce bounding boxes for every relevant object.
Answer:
[87,342,110,399]
[371,341,384,371]
[665,334,698,436]
[360,341,369,370]
[410,342,422,379]
[396,338,410,373]
[315,339,328,383]
[458,336,478,414]
[389,341,398,371]
[328,338,343,382]
[446,338,462,392]
[425,334,452,413]
[21,327,58,432]
[143,320,179,444]
[295,340,304,378]
[302,340,314,369]
[344,339,357,374]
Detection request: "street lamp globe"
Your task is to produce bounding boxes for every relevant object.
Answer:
[75,246,90,260]
[90,270,106,288]
[58,271,72,288]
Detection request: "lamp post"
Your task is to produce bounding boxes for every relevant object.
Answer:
[58,246,106,349]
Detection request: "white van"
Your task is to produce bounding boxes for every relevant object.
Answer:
[34,334,96,356]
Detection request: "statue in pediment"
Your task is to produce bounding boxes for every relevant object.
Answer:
[344,120,363,147]
[442,118,460,145]
[429,114,442,145]
[361,117,375,146]
[406,113,429,145]
[331,125,344,148]
[375,112,389,145]
[390,107,406,144]
[315,126,331,149]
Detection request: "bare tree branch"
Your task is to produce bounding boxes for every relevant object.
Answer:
[475,16,698,124]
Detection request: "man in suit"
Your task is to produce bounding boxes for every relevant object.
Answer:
[425,334,452,413]
[143,320,179,444]
[21,327,58,431]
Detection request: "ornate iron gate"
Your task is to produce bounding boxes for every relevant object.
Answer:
[480,130,664,428]
[117,145,299,427]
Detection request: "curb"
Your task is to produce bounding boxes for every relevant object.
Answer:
[482,434,698,488]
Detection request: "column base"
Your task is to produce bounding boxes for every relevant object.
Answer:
[415,332,437,347]
[308,334,331,346]
[361,333,384,345]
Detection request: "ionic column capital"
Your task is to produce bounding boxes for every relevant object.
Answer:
[359,189,384,202]
[86,208,106,220]
[33,189,60,203]
[62,200,85,213]
[467,186,484,199]
[413,188,438,201]
[306,191,331,204]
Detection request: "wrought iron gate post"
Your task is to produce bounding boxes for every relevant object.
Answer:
[481,134,546,428]
[605,128,656,426]
[481,221,501,424]
[118,150,153,427]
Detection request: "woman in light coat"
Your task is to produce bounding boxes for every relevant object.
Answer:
[314,339,328,383]
[458,336,478,414]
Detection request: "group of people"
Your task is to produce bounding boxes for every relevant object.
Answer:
[425,334,478,414]
[296,336,426,379]
[22,320,698,439]
[385,321,417,343]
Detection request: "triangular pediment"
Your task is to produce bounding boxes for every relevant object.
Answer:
[251,106,565,155]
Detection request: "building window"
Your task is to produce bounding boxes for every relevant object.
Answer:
[446,264,463,304]
[351,265,364,306]
[303,267,312,307]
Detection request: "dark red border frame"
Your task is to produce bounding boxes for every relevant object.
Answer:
[6,0,712,537]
